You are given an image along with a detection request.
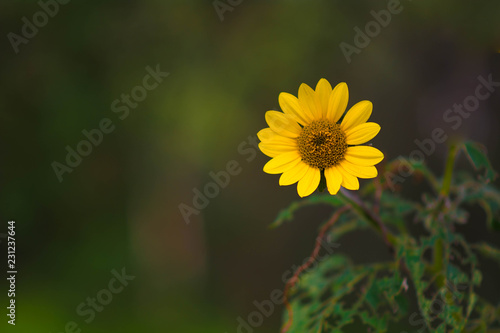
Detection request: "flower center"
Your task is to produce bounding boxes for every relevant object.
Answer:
[297,119,347,169]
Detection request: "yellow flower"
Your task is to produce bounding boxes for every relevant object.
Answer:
[258,78,384,197]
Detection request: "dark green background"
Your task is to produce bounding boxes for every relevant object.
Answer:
[1,0,500,332]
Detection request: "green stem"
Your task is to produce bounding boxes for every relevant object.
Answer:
[338,188,396,254]
[432,143,460,287]
[430,238,446,288]
[440,143,460,197]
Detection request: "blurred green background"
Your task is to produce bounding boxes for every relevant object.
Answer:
[1,0,500,332]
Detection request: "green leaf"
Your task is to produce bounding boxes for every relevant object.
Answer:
[460,182,500,231]
[275,145,500,332]
[269,194,343,228]
[380,191,416,215]
[462,141,498,182]
[284,255,404,332]
[395,232,482,331]
[478,197,500,231]
[472,269,482,286]
[472,242,500,266]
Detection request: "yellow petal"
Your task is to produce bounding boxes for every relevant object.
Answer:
[259,145,274,157]
[326,82,349,123]
[258,128,295,144]
[298,83,322,120]
[279,162,309,186]
[259,138,297,157]
[257,128,277,142]
[265,111,302,138]
[337,164,359,190]
[263,151,301,174]
[258,144,294,158]
[279,92,313,126]
[261,134,297,146]
[315,79,332,118]
[345,122,381,145]
[344,146,384,166]
[325,166,342,195]
[297,167,321,197]
[340,100,372,131]
[340,160,378,179]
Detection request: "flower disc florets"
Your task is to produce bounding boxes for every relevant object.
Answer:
[297,119,347,169]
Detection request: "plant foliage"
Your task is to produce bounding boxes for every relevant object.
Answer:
[275,142,500,332]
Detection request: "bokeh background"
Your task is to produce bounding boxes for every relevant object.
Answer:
[1,0,500,332]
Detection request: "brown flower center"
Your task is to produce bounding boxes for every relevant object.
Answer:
[297,119,347,169]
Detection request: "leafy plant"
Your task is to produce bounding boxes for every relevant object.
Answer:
[274,142,500,332]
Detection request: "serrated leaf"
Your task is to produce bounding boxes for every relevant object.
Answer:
[462,141,498,182]
[284,255,404,332]
[396,232,483,331]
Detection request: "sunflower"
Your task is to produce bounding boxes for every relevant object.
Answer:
[258,78,384,197]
